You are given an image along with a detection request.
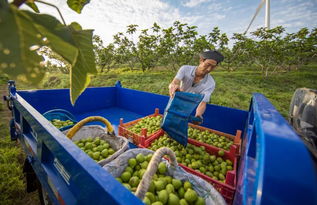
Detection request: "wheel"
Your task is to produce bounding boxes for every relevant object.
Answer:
[37,181,52,205]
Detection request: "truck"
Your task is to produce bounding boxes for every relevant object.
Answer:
[4,80,317,205]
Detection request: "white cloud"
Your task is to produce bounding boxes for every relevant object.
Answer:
[22,0,185,45]
[183,0,209,8]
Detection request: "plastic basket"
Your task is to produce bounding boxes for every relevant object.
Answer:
[64,116,129,166]
[188,123,242,156]
[103,148,226,205]
[118,108,163,145]
[138,131,238,204]
[43,109,77,131]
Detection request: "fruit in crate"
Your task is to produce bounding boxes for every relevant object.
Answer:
[50,119,74,129]
[149,134,233,183]
[115,153,205,205]
[75,137,115,161]
[128,115,162,135]
[188,127,233,150]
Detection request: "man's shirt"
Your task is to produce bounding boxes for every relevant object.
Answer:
[175,65,215,102]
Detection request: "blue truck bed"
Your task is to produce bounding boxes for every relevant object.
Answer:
[6,82,317,205]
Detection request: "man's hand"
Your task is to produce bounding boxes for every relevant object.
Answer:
[168,78,181,97]
[169,83,180,97]
[193,115,203,125]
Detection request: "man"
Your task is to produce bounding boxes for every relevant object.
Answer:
[168,50,224,121]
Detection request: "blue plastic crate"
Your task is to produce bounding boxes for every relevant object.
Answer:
[43,109,77,131]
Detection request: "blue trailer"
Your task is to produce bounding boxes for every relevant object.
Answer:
[4,80,317,205]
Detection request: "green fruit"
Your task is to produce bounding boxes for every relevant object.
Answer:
[108,148,115,155]
[145,192,155,203]
[138,169,146,178]
[94,138,101,146]
[101,149,108,158]
[166,184,174,194]
[115,177,122,183]
[135,165,141,171]
[93,152,100,160]
[165,176,172,184]
[168,193,179,205]
[172,179,182,190]
[158,190,168,204]
[125,166,133,174]
[141,161,149,169]
[158,162,167,174]
[154,180,166,191]
[184,189,198,203]
[183,181,192,191]
[128,158,137,168]
[129,176,140,187]
[85,142,93,150]
[195,197,205,205]
[143,196,151,205]
[152,202,163,205]
[180,199,189,205]
[148,181,155,193]
[218,150,225,157]
[136,153,145,163]
[121,171,131,183]
[178,187,185,198]
[122,183,131,190]
[146,154,153,162]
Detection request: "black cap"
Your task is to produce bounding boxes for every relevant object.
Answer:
[200,50,224,64]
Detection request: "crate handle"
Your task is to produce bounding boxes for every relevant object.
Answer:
[135,147,177,200]
[66,116,114,139]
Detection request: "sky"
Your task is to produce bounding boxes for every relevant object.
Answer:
[21,0,317,46]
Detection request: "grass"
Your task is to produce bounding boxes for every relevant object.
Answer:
[0,63,316,204]
[0,78,40,205]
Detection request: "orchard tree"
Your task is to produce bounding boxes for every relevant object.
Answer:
[251,26,285,77]
[136,23,161,71]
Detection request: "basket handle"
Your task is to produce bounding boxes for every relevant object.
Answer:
[66,116,114,139]
[135,147,178,200]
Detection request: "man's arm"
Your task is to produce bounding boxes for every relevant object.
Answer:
[195,101,206,118]
[168,78,181,97]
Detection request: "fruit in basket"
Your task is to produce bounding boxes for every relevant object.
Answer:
[184,189,198,203]
[136,153,145,163]
[50,119,74,129]
[158,162,167,174]
[148,134,234,183]
[75,137,115,162]
[129,176,140,187]
[121,171,132,183]
[115,153,205,205]
[169,193,180,204]
[127,115,162,135]
[143,196,151,205]
[158,190,168,204]
[188,127,234,150]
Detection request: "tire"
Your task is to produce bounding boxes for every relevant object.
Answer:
[38,181,53,205]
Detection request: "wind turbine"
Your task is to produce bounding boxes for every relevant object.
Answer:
[244,0,270,34]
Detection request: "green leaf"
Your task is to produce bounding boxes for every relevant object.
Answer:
[69,29,96,104]
[67,0,90,14]
[22,11,79,66]
[25,2,40,13]
[22,11,96,104]
[0,3,45,84]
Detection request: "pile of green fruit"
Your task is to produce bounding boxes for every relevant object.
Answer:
[188,127,234,150]
[128,115,162,135]
[75,137,115,162]
[50,119,74,129]
[149,134,233,183]
[116,153,206,205]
